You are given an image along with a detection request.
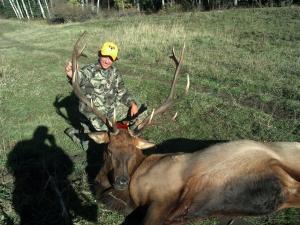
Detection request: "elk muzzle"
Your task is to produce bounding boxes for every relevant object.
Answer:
[114,176,130,190]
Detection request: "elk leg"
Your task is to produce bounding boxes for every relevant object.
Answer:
[95,156,113,191]
[100,188,134,215]
[142,202,174,225]
[94,168,112,196]
[164,198,192,224]
[165,176,207,222]
[272,165,300,209]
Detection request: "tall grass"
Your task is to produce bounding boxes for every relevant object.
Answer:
[0,7,299,225]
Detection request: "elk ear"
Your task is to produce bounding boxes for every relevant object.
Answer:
[88,132,109,144]
[135,137,155,150]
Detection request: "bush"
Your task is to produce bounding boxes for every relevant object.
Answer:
[49,2,94,24]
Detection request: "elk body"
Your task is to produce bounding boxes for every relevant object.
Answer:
[70,33,300,225]
[92,138,300,225]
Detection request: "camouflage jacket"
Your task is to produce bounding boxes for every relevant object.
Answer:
[77,62,135,118]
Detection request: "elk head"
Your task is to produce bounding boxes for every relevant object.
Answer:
[71,32,188,190]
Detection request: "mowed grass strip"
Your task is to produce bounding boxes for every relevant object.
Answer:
[0,7,299,225]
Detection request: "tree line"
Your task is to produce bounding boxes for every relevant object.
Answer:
[0,0,299,20]
[1,0,50,19]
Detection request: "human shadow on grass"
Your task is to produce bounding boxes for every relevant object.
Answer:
[53,92,82,132]
[6,126,97,225]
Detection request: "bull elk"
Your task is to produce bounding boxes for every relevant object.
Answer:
[70,33,300,225]
[70,32,188,191]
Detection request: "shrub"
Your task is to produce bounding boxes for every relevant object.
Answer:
[49,1,94,23]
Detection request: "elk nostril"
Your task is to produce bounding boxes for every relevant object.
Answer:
[116,176,129,186]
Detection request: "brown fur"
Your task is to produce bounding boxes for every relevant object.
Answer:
[92,134,300,225]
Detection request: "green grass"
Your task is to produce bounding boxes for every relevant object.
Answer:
[0,6,300,225]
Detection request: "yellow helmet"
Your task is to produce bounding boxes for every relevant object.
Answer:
[99,42,118,61]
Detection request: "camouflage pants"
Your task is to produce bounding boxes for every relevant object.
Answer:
[80,102,148,132]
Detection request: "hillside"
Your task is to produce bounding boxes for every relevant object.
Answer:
[0,7,299,225]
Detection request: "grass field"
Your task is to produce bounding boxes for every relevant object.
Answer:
[0,6,300,225]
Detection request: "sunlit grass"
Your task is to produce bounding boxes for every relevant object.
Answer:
[0,7,299,225]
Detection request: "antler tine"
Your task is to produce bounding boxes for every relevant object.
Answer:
[71,32,118,134]
[170,47,179,66]
[185,74,190,95]
[134,43,186,134]
[167,43,185,103]
[72,31,87,84]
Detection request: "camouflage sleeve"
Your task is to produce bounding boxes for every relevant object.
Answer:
[115,69,135,107]
[77,65,94,96]
[76,64,96,116]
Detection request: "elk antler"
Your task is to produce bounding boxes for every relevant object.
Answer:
[71,31,119,134]
[133,44,188,134]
